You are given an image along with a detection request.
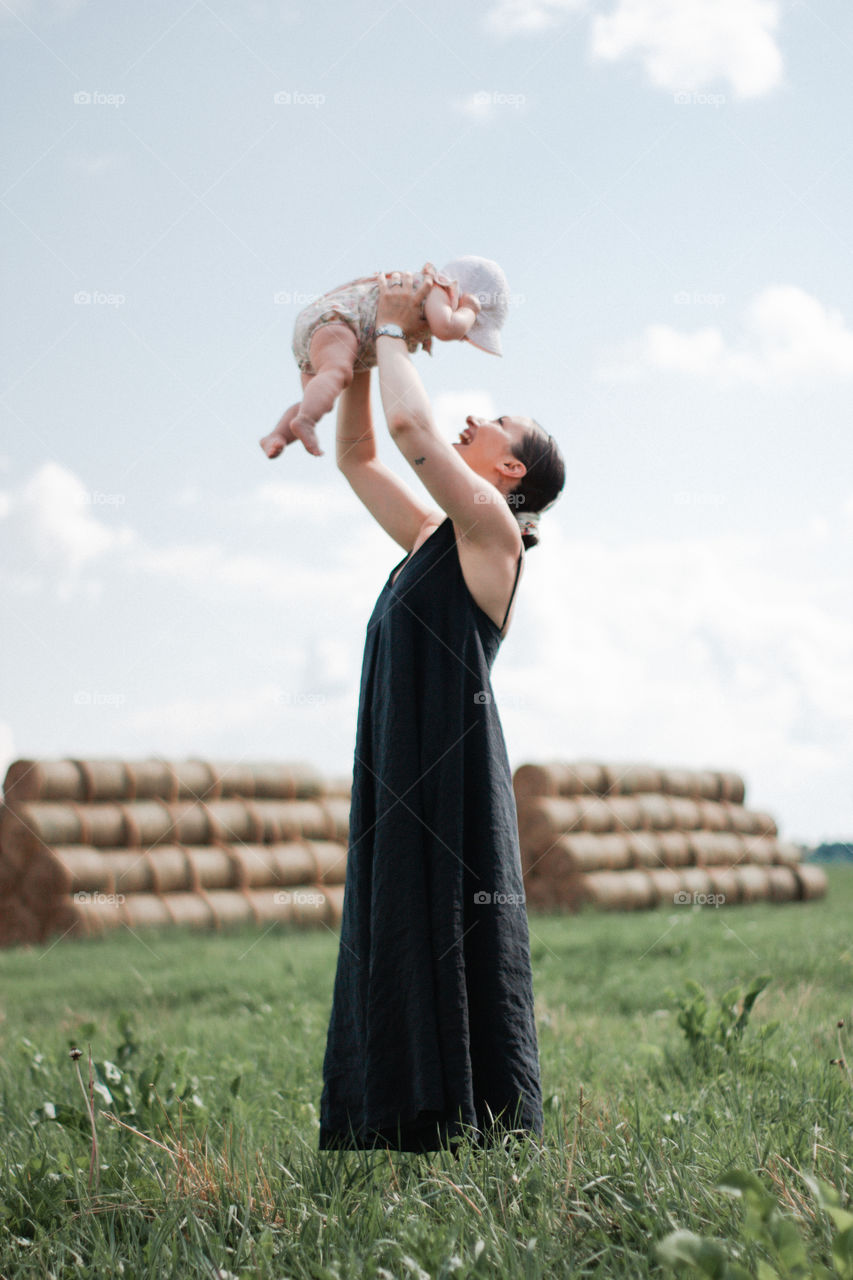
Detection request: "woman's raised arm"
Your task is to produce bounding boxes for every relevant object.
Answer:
[335,368,437,552]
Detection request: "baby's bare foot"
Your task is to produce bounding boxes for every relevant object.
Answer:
[291,415,324,457]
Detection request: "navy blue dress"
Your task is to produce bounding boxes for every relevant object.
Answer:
[318,515,543,1152]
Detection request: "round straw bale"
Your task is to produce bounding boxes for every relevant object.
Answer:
[793,863,827,900]
[309,840,348,883]
[688,831,743,867]
[739,835,777,866]
[0,899,40,947]
[655,831,692,867]
[574,797,618,832]
[765,865,799,902]
[160,892,217,929]
[657,767,694,797]
[626,831,664,868]
[731,865,770,902]
[203,890,257,928]
[636,794,676,830]
[667,797,702,830]
[184,846,238,891]
[583,870,657,911]
[705,866,741,905]
[21,845,115,905]
[675,867,714,897]
[602,762,662,795]
[773,840,804,867]
[644,866,683,906]
[718,771,746,804]
[696,800,730,832]
[289,886,334,926]
[121,894,173,929]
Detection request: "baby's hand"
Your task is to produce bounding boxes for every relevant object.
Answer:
[458,292,481,316]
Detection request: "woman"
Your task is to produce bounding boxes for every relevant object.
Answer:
[318,270,566,1154]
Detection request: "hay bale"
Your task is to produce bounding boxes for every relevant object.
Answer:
[513,761,611,802]
[655,831,692,867]
[765,865,799,902]
[535,832,632,878]
[2,758,328,804]
[704,866,741,905]
[0,898,40,947]
[626,831,665,868]
[731,865,771,902]
[773,840,804,866]
[689,831,744,867]
[582,870,657,911]
[793,863,828,900]
[644,866,683,906]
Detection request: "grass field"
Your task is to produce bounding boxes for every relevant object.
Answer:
[1,868,851,1279]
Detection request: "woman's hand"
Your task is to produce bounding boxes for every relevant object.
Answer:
[375,270,434,343]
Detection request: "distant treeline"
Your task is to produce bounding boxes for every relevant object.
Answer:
[805,842,853,863]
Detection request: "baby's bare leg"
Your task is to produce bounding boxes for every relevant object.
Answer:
[291,322,359,456]
[260,373,313,459]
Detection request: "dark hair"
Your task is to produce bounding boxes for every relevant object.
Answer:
[507,422,566,549]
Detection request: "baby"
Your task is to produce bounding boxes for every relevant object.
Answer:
[260,256,510,458]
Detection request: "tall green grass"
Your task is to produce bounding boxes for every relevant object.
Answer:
[1,868,850,1278]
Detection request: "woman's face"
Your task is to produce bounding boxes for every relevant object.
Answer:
[452,413,538,493]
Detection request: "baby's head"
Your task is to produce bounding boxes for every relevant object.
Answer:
[439,256,510,356]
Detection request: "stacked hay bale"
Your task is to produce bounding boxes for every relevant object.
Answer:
[0,758,352,947]
[514,761,828,913]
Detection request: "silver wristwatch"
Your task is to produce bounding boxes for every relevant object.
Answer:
[374,324,407,341]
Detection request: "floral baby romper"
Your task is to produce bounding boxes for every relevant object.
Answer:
[291,270,458,375]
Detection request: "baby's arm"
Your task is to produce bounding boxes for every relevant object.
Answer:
[423,285,481,342]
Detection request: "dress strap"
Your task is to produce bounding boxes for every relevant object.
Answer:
[500,550,524,631]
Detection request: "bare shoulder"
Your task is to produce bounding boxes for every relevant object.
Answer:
[451,523,525,635]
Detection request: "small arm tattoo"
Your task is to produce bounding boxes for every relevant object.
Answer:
[414,456,426,465]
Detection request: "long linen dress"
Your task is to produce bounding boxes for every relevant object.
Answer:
[318,515,543,1152]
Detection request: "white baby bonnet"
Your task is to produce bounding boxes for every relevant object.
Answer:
[438,256,510,356]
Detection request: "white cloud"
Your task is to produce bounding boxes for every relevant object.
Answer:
[485,0,586,37]
[591,0,784,97]
[484,0,783,98]
[498,514,853,842]
[597,286,853,386]
[0,462,136,597]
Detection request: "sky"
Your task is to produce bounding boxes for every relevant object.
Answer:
[1,0,851,845]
